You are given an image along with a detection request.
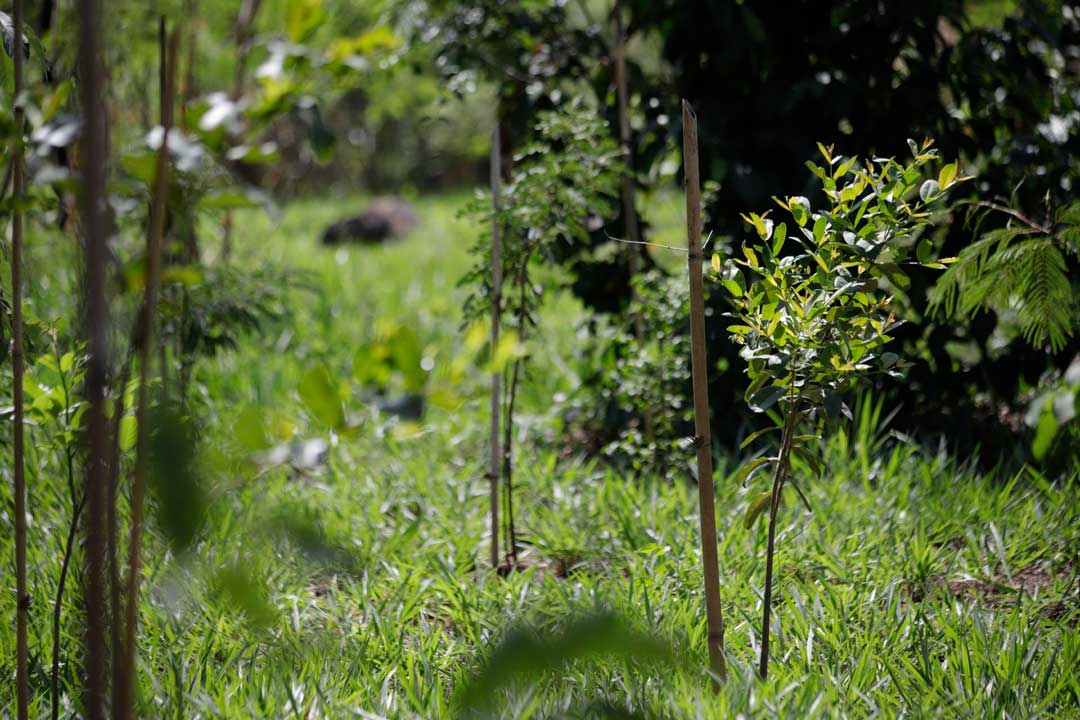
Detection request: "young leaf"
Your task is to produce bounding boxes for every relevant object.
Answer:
[744,492,773,529]
[299,365,345,429]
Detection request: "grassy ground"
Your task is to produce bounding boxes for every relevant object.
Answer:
[2,192,1079,718]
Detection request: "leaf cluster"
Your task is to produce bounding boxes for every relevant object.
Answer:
[715,141,961,500]
[930,201,1080,352]
[461,102,623,334]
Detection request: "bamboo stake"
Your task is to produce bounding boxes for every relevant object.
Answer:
[612,0,652,441]
[77,0,112,710]
[117,21,179,720]
[488,125,503,570]
[682,99,727,684]
[11,0,29,715]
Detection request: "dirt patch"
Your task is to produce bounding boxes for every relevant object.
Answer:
[940,560,1078,622]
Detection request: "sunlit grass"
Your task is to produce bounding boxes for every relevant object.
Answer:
[2,192,1078,717]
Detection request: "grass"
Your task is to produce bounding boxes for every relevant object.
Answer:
[2,191,1079,718]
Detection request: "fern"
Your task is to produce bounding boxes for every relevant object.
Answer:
[929,201,1079,352]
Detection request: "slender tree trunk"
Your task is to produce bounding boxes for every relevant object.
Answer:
[117,22,179,720]
[11,0,30,716]
[758,407,797,679]
[488,125,503,570]
[78,0,113,712]
[682,100,727,684]
[612,0,652,442]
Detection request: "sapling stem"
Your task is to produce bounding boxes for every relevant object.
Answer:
[682,99,727,684]
[758,402,798,679]
[489,124,503,569]
[11,0,29,716]
[118,22,179,720]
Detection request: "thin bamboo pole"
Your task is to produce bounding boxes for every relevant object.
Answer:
[77,0,112,711]
[489,124,503,569]
[11,0,29,714]
[117,21,179,720]
[682,99,727,684]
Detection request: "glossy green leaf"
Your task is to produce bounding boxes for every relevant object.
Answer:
[743,491,773,529]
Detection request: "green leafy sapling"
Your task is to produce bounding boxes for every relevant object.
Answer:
[462,103,622,568]
[711,140,964,678]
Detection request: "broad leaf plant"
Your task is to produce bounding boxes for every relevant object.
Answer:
[711,140,966,677]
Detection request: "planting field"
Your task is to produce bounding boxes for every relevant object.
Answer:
[5,194,1077,718]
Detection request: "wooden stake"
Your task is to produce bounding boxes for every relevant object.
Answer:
[77,0,112,711]
[117,20,179,720]
[682,99,727,684]
[11,0,29,714]
[489,124,503,570]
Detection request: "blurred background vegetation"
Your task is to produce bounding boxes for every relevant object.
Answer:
[1,0,1079,716]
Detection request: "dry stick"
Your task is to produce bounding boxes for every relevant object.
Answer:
[78,0,112,711]
[11,0,29,717]
[488,125,503,570]
[758,404,797,679]
[612,0,652,442]
[682,100,727,684]
[117,22,179,720]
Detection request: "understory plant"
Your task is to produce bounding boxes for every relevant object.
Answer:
[462,102,622,568]
[713,140,963,677]
[930,197,1080,353]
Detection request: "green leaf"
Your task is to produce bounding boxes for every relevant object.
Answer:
[743,491,773,529]
[740,426,779,450]
[916,238,933,264]
[748,385,785,413]
[735,456,775,485]
[789,197,810,227]
[1032,408,1058,460]
[919,179,940,203]
[286,0,327,42]
[299,365,345,429]
[455,613,673,713]
[772,223,787,256]
[813,216,827,244]
[236,405,271,451]
[119,414,137,453]
[149,402,205,552]
[938,162,957,189]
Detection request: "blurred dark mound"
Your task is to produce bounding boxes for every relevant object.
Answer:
[321,198,420,245]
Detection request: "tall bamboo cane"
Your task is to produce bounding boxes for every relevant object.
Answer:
[683,99,727,684]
